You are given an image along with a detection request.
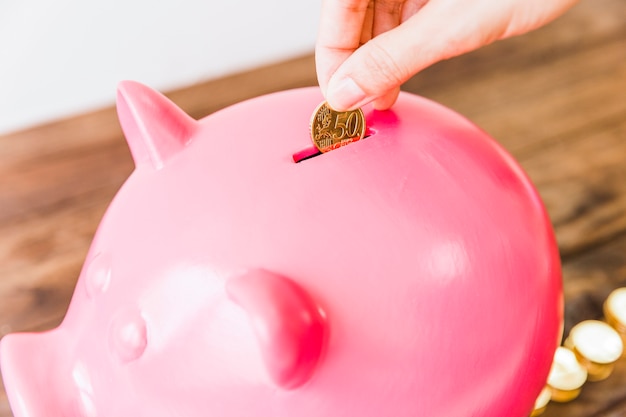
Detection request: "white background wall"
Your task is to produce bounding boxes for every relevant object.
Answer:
[0,0,321,134]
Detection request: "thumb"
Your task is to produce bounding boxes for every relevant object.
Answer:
[325,2,507,111]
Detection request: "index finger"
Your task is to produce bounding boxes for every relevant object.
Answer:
[316,0,370,94]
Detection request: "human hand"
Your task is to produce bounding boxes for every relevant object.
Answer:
[316,0,579,111]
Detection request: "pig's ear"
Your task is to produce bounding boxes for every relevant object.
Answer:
[227,269,327,390]
[0,331,62,416]
[116,80,197,170]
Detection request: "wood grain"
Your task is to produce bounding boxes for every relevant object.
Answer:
[0,0,625,415]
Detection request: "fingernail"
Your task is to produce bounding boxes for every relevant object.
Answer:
[327,77,369,111]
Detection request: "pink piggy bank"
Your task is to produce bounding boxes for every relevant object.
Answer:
[0,82,562,417]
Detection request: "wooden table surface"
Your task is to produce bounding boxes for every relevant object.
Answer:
[0,0,624,415]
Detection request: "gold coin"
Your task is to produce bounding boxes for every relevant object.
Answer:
[604,287,626,334]
[310,101,366,153]
[564,320,623,381]
[546,347,587,402]
[530,386,552,416]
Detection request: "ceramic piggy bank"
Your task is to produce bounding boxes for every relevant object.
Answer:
[0,82,562,417]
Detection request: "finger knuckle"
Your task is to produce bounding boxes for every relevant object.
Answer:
[336,0,370,13]
[362,42,407,88]
[375,0,404,15]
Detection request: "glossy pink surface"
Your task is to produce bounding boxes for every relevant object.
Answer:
[0,82,562,417]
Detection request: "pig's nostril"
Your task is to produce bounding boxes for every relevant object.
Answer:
[70,391,98,417]
[84,252,112,298]
[70,362,97,417]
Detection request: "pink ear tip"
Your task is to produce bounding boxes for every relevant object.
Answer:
[116,80,143,102]
[227,269,328,389]
[117,79,148,93]
[115,80,197,169]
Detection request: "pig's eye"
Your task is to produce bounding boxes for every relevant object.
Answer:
[108,308,148,363]
[84,252,112,298]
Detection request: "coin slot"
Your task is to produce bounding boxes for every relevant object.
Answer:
[293,129,375,163]
[292,146,321,163]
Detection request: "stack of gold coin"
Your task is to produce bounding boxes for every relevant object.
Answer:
[531,287,626,416]
[564,320,623,381]
[546,347,588,402]
[310,102,366,153]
